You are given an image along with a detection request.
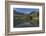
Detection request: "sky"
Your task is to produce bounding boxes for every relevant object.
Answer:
[13,8,39,14]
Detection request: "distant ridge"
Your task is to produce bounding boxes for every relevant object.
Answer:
[13,10,39,15]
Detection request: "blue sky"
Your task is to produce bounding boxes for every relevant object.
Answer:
[13,8,39,14]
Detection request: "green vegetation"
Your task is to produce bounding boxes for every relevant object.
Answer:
[31,12,39,24]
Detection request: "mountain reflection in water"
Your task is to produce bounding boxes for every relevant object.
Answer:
[13,8,39,28]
